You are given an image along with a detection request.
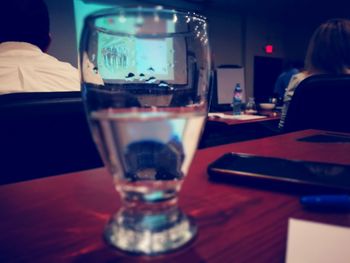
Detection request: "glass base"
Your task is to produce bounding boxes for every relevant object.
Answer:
[104,206,197,255]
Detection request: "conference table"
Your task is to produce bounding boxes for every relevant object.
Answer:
[207,109,280,125]
[1,129,350,262]
[201,110,281,148]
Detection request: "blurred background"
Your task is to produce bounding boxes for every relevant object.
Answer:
[44,0,350,102]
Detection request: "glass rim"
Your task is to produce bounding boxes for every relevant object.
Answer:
[84,6,208,37]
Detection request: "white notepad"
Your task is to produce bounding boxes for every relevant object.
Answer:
[208,112,266,120]
[286,218,350,263]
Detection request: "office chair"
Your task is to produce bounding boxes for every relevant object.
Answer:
[0,92,103,184]
[283,74,350,133]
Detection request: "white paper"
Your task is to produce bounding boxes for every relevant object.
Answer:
[286,218,350,263]
[208,112,266,120]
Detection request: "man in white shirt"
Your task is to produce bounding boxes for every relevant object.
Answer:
[0,0,80,94]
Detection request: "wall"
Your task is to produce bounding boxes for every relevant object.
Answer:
[244,15,286,98]
[204,10,289,98]
[204,10,243,67]
[283,20,319,60]
[45,0,78,66]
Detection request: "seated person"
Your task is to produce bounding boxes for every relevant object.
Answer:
[273,59,303,103]
[0,0,80,94]
[279,18,350,129]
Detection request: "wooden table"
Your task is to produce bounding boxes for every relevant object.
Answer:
[1,130,350,263]
[201,110,281,148]
[207,109,280,125]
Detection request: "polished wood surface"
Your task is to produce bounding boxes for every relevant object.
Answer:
[1,130,350,263]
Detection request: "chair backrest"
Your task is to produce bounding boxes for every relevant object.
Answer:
[0,92,102,184]
[283,74,350,133]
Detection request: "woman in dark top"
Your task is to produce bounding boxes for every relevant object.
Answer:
[279,18,350,129]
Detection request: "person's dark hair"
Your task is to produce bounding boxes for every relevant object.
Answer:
[0,0,50,52]
[305,18,350,74]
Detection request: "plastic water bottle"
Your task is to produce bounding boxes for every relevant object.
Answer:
[232,83,242,115]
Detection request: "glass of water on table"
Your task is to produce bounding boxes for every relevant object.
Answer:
[80,6,211,255]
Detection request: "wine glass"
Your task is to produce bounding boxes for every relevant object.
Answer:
[80,7,211,255]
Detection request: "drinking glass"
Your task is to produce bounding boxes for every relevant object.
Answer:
[245,97,257,114]
[80,7,211,255]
